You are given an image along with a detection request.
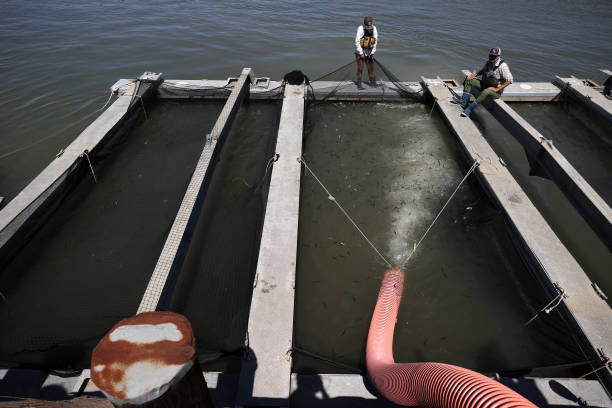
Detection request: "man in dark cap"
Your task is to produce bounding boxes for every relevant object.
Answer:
[452,47,513,117]
[355,16,378,89]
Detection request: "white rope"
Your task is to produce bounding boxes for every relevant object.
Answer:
[580,357,611,378]
[299,156,393,268]
[138,95,148,120]
[400,159,480,268]
[81,149,97,183]
[524,283,566,326]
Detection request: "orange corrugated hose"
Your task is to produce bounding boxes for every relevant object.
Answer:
[366,267,538,407]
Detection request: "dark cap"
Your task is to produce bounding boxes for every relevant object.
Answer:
[489,47,501,56]
[364,16,374,27]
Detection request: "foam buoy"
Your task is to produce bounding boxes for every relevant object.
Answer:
[91,311,212,407]
[366,267,537,407]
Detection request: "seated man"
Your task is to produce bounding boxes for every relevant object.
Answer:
[452,47,513,117]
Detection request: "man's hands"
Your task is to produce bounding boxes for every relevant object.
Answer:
[466,73,477,81]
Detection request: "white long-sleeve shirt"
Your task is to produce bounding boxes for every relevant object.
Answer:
[355,25,378,55]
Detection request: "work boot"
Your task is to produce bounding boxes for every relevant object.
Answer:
[356,78,364,90]
[461,101,478,117]
[369,77,377,87]
[451,91,471,108]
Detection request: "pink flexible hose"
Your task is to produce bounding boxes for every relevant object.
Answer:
[366,267,537,407]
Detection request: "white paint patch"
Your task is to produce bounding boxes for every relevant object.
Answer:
[519,84,532,89]
[102,360,193,406]
[93,364,105,372]
[109,323,182,344]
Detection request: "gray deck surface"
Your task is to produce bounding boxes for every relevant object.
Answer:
[463,79,612,250]
[554,76,612,124]
[236,84,306,407]
[422,76,612,390]
[2,369,610,407]
[137,68,254,313]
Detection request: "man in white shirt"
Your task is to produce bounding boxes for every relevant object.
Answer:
[451,47,514,117]
[355,16,378,89]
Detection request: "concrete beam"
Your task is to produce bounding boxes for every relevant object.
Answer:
[235,84,306,407]
[421,77,612,391]
[554,76,612,124]
[136,68,254,313]
[467,85,612,250]
[0,72,163,271]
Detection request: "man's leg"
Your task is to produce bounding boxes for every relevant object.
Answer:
[356,54,364,89]
[366,57,376,85]
[475,88,501,104]
[461,87,500,117]
[452,78,481,107]
[463,78,481,94]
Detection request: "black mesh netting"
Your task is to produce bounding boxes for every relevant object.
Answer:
[304,58,424,104]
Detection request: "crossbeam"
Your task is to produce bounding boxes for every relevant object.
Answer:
[236,84,306,407]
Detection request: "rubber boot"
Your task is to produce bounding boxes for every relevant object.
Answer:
[451,91,471,107]
[369,76,377,87]
[461,101,478,117]
[357,78,364,90]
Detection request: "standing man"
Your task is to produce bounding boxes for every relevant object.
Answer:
[452,47,513,117]
[355,16,378,90]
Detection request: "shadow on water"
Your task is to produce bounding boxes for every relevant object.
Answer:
[470,105,612,308]
[169,101,281,367]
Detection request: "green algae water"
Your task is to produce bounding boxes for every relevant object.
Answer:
[293,102,580,374]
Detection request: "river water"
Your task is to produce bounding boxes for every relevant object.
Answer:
[0,0,610,373]
[2,0,611,202]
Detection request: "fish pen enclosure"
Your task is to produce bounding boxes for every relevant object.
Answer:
[0,66,611,407]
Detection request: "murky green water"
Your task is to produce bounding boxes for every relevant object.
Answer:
[0,101,222,369]
[470,104,612,308]
[293,102,579,374]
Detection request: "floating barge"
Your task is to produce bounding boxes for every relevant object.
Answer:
[0,68,611,407]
